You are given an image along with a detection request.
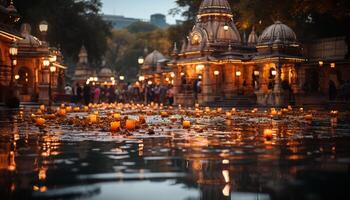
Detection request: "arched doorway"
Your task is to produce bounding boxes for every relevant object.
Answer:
[17,67,32,96]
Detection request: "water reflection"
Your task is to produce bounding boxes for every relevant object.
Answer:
[0,108,349,200]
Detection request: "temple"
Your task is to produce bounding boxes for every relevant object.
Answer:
[170,0,349,107]
[0,0,65,105]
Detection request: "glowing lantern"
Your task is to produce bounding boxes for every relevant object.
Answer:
[183,120,191,129]
[263,129,274,141]
[35,118,46,127]
[110,121,121,132]
[57,108,66,117]
[113,113,121,120]
[304,114,313,121]
[126,119,136,131]
[89,114,98,123]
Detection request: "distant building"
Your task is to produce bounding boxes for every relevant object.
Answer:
[102,14,141,29]
[102,13,169,29]
[150,14,168,28]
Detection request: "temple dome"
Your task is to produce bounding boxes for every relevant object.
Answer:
[248,28,258,46]
[18,24,41,47]
[258,21,297,45]
[144,50,166,67]
[99,67,113,77]
[198,0,232,16]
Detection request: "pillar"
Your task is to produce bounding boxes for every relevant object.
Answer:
[273,62,285,107]
[201,64,213,104]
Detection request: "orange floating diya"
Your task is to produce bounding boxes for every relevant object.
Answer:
[89,114,98,123]
[66,106,72,112]
[110,121,121,132]
[113,113,121,120]
[57,108,66,117]
[126,119,136,130]
[160,111,169,118]
[304,114,313,121]
[225,112,232,119]
[183,120,191,129]
[35,118,46,127]
[263,129,275,141]
[83,106,89,112]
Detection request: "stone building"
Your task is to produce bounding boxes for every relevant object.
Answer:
[72,46,116,86]
[0,1,65,105]
[139,50,172,85]
[171,0,349,107]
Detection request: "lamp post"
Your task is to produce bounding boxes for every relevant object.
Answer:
[49,65,56,110]
[39,20,48,43]
[139,75,146,104]
[236,70,241,95]
[9,41,18,87]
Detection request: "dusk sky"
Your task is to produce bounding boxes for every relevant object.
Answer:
[100,0,184,24]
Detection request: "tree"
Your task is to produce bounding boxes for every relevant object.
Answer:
[14,0,110,68]
[126,21,158,33]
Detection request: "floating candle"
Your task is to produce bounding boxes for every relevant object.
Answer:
[225,112,232,119]
[73,107,80,112]
[113,113,121,120]
[66,106,72,112]
[35,118,46,127]
[205,107,211,113]
[110,121,121,132]
[183,120,191,129]
[126,119,136,130]
[304,114,313,121]
[83,106,89,112]
[160,111,169,118]
[57,108,66,117]
[263,129,274,141]
[89,114,98,123]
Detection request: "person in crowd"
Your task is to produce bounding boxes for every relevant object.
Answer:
[64,84,73,103]
[83,84,91,105]
[160,84,167,104]
[166,85,174,105]
[64,84,73,95]
[93,86,101,104]
[76,83,83,104]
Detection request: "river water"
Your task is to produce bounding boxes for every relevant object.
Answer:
[0,107,349,200]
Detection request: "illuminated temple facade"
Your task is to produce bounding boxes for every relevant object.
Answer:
[0,1,65,105]
[171,0,349,107]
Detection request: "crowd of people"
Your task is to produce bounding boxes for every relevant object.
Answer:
[64,82,175,105]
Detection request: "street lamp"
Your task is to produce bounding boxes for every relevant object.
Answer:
[119,76,125,81]
[318,61,324,66]
[9,41,18,87]
[39,20,48,42]
[138,57,144,65]
[48,65,56,110]
[236,70,241,95]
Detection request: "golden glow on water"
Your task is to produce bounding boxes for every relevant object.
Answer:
[0,105,349,199]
